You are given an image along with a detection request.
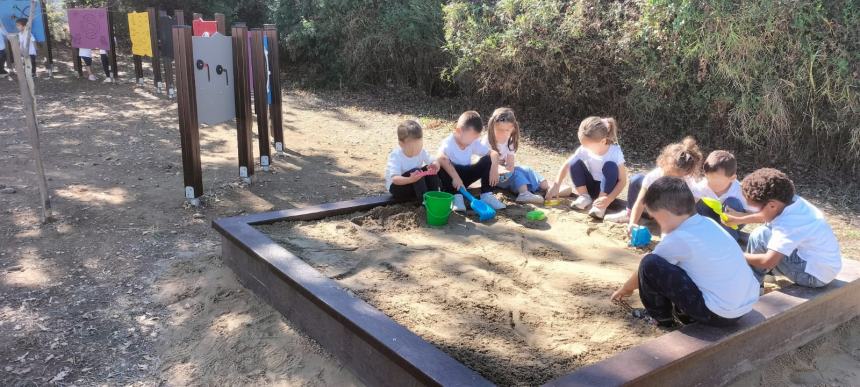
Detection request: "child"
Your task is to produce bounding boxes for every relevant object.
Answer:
[79,48,113,82]
[437,111,506,212]
[694,150,748,240]
[735,168,842,288]
[604,137,703,226]
[482,107,560,204]
[385,120,441,201]
[0,23,8,77]
[547,116,627,219]
[15,18,37,77]
[611,176,759,327]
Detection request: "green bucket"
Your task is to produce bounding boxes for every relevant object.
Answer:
[423,191,454,227]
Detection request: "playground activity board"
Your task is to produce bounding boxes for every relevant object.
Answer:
[127,11,152,57]
[0,0,46,42]
[192,34,235,125]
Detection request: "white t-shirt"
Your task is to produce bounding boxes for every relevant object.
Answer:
[694,179,748,210]
[642,168,701,199]
[565,144,625,182]
[437,134,489,166]
[480,137,514,167]
[384,147,433,190]
[767,196,842,283]
[19,32,36,55]
[653,214,760,318]
[78,48,105,58]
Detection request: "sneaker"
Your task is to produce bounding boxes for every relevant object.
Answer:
[571,193,592,210]
[589,205,606,219]
[604,210,630,224]
[103,77,113,83]
[632,308,678,328]
[452,194,466,212]
[479,192,506,210]
[88,74,97,81]
[516,191,544,204]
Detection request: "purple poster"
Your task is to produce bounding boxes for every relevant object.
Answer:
[68,8,110,49]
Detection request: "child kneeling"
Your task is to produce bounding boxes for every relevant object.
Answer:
[611,176,759,327]
[385,120,440,201]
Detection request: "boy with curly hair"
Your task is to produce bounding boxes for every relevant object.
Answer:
[731,168,842,288]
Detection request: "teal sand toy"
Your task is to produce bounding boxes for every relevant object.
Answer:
[458,187,496,221]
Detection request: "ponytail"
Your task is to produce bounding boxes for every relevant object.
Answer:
[658,136,703,177]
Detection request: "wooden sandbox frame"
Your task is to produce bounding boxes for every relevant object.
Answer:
[213,195,860,387]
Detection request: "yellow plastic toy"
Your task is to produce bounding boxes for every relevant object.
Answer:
[700,197,738,230]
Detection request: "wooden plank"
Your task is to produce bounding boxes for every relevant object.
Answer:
[214,13,226,35]
[250,29,271,171]
[39,0,52,75]
[263,25,284,153]
[172,25,203,200]
[174,9,185,26]
[107,7,118,79]
[147,7,162,89]
[231,23,254,179]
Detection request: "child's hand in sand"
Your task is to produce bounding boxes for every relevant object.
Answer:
[593,196,610,209]
[545,182,560,200]
[611,285,634,302]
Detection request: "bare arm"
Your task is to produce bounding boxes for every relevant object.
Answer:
[745,250,785,270]
[488,150,500,186]
[545,161,571,199]
[437,154,463,190]
[628,184,648,228]
[595,164,628,209]
[725,210,766,226]
[611,270,640,301]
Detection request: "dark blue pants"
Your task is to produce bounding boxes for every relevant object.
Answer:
[389,167,440,201]
[627,173,645,209]
[696,197,747,241]
[570,160,619,199]
[438,155,493,194]
[638,254,740,327]
[0,49,6,74]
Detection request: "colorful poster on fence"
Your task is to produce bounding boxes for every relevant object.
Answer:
[192,19,217,37]
[127,11,152,57]
[68,8,110,49]
[192,35,236,125]
[158,15,176,59]
[0,0,46,42]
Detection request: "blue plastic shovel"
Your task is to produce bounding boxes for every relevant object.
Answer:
[458,187,496,221]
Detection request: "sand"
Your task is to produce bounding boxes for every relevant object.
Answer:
[258,201,664,386]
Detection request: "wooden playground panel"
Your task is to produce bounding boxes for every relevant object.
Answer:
[214,195,860,386]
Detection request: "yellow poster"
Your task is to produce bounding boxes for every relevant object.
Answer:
[128,11,152,57]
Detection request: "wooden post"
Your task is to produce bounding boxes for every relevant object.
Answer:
[73,48,83,77]
[9,32,52,223]
[172,25,203,203]
[215,13,226,35]
[250,29,271,171]
[232,24,254,180]
[107,8,118,79]
[147,7,162,90]
[39,0,52,77]
[133,55,143,83]
[264,25,284,154]
[174,9,185,26]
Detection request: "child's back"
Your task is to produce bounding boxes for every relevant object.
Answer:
[769,196,841,283]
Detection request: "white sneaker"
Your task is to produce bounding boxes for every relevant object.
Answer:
[88,74,97,81]
[516,191,544,204]
[480,192,506,210]
[604,210,630,224]
[103,77,113,83]
[453,194,466,212]
[571,193,593,210]
[589,206,606,219]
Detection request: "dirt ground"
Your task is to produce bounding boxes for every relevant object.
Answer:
[1,52,859,386]
[259,203,661,386]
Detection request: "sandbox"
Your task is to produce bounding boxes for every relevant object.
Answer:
[213,195,860,387]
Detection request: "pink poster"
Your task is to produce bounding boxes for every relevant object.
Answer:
[193,19,217,36]
[68,8,110,49]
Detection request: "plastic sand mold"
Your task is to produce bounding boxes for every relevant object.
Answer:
[526,210,546,221]
[544,199,561,206]
[700,197,739,230]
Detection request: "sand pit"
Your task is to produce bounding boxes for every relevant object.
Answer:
[258,201,664,385]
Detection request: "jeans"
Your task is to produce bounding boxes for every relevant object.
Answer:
[388,167,440,201]
[638,254,741,326]
[570,160,619,199]
[497,165,543,193]
[746,225,829,288]
[438,155,493,194]
[696,197,747,241]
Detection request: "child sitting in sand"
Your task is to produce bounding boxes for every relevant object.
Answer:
[546,116,627,219]
[694,150,748,241]
[611,176,759,327]
[482,107,566,204]
[385,120,441,202]
[437,111,506,212]
[730,168,842,288]
[604,137,703,227]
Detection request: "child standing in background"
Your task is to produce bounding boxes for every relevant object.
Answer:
[15,18,37,77]
[437,111,506,212]
[385,120,441,202]
[604,137,703,227]
[546,117,627,219]
[79,48,113,82]
[0,23,8,77]
[483,108,562,204]
[695,150,748,240]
